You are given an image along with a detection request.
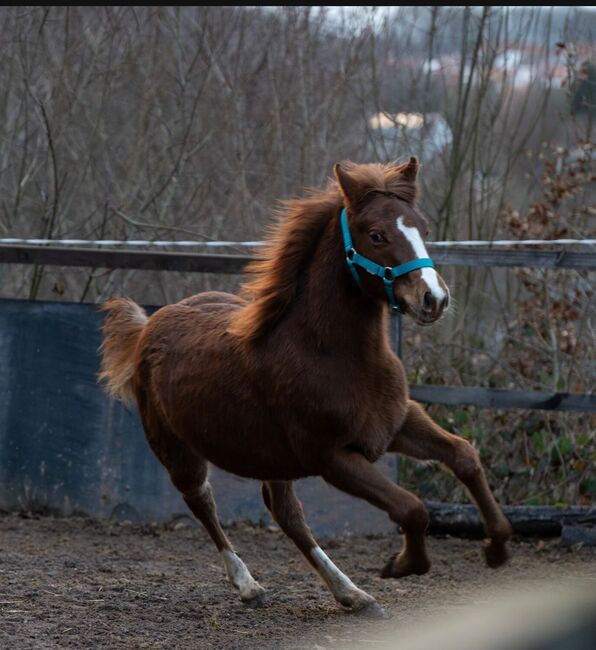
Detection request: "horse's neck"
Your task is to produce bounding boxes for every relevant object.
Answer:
[294,212,388,355]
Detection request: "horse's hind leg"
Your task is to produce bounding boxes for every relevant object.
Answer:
[142,412,265,605]
[390,400,512,569]
[262,481,386,618]
[184,481,265,605]
[321,451,432,580]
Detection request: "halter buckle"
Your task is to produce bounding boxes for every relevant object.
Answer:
[346,248,356,262]
[383,267,394,282]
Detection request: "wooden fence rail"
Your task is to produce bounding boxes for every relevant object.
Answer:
[410,386,596,413]
[0,242,594,413]
[0,243,594,272]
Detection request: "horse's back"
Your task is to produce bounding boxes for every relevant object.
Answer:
[138,291,244,364]
[178,291,246,310]
[139,291,244,350]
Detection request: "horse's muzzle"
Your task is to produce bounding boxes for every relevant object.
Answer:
[405,289,449,325]
[420,290,449,322]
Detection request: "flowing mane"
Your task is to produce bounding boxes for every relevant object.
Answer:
[228,161,419,343]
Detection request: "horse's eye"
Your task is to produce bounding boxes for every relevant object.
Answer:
[369,231,384,244]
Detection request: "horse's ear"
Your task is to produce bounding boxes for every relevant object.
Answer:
[401,156,420,182]
[334,163,366,208]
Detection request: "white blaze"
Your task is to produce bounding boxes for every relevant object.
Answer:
[396,216,447,302]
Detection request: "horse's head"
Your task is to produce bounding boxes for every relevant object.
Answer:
[334,158,449,325]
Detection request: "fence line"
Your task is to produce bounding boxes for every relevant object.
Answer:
[0,237,594,248]
[0,244,594,271]
[410,385,596,413]
[0,238,266,247]
[0,242,593,413]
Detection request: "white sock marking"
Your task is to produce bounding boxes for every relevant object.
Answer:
[396,216,447,302]
[311,546,374,608]
[221,549,264,601]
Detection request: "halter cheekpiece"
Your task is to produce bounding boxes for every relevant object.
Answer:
[340,207,435,312]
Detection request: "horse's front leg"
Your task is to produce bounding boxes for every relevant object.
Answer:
[322,450,432,579]
[389,400,512,568]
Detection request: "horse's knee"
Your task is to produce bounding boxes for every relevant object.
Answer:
[453,440,482,482]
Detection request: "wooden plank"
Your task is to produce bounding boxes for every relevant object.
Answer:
[560,525,596,547]
[0,244,251,274]
[0,244,593,272]
[425,501,596,537]
[410,385,596,412]
[427,246,596,269]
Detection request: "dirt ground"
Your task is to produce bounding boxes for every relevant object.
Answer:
[1,513,595,650]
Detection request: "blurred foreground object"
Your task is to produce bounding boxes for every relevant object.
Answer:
[363,580,596,650]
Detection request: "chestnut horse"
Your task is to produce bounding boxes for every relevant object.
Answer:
[99,159,511,617]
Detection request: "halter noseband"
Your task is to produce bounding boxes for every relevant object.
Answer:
[340,207,435,312]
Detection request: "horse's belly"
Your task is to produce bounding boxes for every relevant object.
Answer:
[203,442,309,481]
[174,399,309,481]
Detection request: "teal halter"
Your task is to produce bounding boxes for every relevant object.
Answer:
[340,208,435,312]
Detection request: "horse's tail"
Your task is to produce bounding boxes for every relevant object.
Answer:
[98,298,148,404]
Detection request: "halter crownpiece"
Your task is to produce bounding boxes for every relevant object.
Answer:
[340,208,435,312]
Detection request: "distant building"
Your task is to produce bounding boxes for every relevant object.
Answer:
[367,112,452,161]
[421,44,593,90]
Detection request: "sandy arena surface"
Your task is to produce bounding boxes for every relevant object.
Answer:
[1,513,595,649]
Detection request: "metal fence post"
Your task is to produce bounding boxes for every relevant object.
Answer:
[389,311,403,484]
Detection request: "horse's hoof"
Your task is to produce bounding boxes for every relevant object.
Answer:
[352,600,390,619]
[241,585,266,607]
[381,553,431,579]
[484,539,509,568]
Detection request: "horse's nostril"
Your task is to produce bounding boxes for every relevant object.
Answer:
[441,294,450,311]
[423,291,434,312]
